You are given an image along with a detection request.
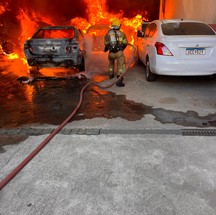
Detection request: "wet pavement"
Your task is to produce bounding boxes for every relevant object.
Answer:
[0,135,28,152]
[1,44,216,126]
[0,69,147,127]
[1,51,216,130]
[1,68,216,130]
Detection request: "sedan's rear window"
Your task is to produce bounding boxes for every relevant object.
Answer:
[33,29,75,39]
[162,22,216,35]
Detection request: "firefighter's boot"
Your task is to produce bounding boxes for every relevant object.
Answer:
[109,73,114,79]
[116,75,125,87]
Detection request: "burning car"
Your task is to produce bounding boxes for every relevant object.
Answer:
[24,25,86,74]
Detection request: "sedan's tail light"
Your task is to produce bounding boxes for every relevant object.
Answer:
[66,45,79,53]
[66,46,71,53]
[155,42,173,56]
[72,45,78,50]
[29,46,34,52]
[24,43,29,49]
[24,42,33,51]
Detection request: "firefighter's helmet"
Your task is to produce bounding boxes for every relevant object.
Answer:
[111,18,121,29]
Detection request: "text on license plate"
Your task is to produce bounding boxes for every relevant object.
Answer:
[42,48,57,54]
[186,48,206,55]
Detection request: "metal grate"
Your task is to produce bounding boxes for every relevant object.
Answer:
[181,129,216,136]
[1,128,216,136]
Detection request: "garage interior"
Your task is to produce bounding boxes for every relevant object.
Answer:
[0,0,215,127]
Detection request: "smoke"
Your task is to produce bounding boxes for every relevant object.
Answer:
[24,0,88,25]
[0,0,160,24]
[0,0,88,25]
[106,0,160,20]
[0,2,22,46]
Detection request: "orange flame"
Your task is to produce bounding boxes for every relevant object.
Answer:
[71,0,147,44]
[0,4,6,15]
[17,9,54,50]
[0,2,8,15]
[2,0,149,68]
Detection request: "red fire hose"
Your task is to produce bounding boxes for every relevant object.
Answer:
[0,44,136,190]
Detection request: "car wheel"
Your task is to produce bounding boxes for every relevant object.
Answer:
[1,41,15,54]
[145,59,157,82]
[78,57,85,72]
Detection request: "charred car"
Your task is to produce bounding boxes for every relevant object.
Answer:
[24,25,86,74]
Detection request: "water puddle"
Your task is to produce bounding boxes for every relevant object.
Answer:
[0,71,215,128]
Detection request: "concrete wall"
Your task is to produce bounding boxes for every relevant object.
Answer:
[159,0,216,24]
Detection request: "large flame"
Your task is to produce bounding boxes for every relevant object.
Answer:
[72,0,146,37]
[0,5,6,15]
[17,9,54,51]
[0,0,149,76]
[0,2,8,15]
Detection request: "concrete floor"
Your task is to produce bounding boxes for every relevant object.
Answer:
[1,133,216,215]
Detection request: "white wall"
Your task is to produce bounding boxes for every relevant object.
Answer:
[160,0,216,23]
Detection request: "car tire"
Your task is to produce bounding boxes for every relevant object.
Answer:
[145,59,157,82]
[1,41,15,54]
[78,57,85,72]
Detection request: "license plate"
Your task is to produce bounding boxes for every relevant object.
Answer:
[186,48,206,55]
[42,49,57,54]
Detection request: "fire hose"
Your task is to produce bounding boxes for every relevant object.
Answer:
[0,44,137,190]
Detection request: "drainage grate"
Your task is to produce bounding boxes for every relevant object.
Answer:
[181,129,216,136]
[0,128,216,136]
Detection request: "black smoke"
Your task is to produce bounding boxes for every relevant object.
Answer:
[0,0,88,25]
[106,0,160,21]
[24,0,88,25]
[1,0,160,25]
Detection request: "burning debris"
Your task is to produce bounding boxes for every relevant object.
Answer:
[17,71,90,84]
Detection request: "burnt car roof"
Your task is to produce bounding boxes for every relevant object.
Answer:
[31,25,84,39]
[39,26,76,30]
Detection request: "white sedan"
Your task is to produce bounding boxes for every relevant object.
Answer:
[137,19,216,81]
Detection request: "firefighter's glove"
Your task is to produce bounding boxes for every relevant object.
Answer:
[104,46,109,52]
[122,44,127,50]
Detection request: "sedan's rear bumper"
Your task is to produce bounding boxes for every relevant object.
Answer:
[151,56,216,76]
[26,55,83,68]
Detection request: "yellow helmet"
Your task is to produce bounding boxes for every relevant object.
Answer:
[111,18,121,28]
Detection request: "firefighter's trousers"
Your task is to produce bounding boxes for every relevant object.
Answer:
[108,50,126,76]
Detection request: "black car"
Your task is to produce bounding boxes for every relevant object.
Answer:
[24,26,86,74]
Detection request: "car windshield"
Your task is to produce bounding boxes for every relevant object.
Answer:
[162,22,216,35]
[33,29,75,39]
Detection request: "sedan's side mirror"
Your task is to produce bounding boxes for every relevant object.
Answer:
[137,30,144,38]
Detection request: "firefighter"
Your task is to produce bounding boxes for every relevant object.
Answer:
[104,18,128,87]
